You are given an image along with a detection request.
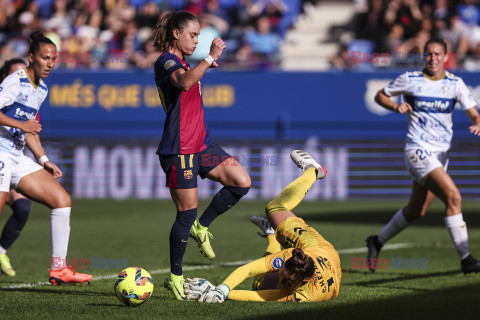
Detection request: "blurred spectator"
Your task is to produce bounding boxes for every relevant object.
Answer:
[432,0,449,21]
[352,0,386,50]
[0,0,304,70]
[189,13,228,62]
[456,0,480,25]
[244,15,280,58]
[379,23,404,53]
[43,0,74,38]
[329,44,353,70]
[249,0,287,33]
[135,1,160,28]
[384,0,422,39]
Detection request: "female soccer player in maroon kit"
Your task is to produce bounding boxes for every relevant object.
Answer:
[152,11,251,300]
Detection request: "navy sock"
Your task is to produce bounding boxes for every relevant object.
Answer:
[0,199,31,250]
[169,208,197,276]
[199,186,250,227]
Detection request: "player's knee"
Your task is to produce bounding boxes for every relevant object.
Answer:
[51,192,72,209]
[226,185,250,200]
[232,173,251,189]
[446,190,461,208]
[11,198,31,224]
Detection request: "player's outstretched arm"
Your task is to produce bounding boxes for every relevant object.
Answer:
[466,107,480,136]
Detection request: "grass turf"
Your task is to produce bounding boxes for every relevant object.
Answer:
[0,199,479,320]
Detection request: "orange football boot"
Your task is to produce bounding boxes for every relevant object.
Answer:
[49,266,93,285]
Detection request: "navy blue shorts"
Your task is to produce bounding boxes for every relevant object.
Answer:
[159,143,232,189]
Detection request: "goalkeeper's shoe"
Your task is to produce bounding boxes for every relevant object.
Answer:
[49,266,93,285]
[290,150,327,179]
[189,220,215,260]
[461,254,480,274]
[366,235,383,273]
[250,216,275,238]
[0,253,16,277]
[164,273,187,300]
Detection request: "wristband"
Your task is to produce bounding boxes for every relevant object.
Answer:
[216,284,230,299]
[204,55,215,65]
[38,155,49,166]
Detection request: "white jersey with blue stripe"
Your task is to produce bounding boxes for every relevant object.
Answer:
[0,69,47,155]
[384,71,477,152]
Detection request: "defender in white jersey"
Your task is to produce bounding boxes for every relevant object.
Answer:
[0,31,92,284]
[0,58,33,278]
[366,38,480,274]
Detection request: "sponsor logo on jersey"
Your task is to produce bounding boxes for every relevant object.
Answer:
[272,257,284,270]
[415,99,450,111]
[184,170,193,180]
[0,86,3,92]
[15,107,36,120]
[164,60,176,70]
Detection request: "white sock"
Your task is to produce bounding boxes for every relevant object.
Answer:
[378,209,409,244]
[51,207,71,270]
[0,245,6,255]
[445,213,470,260]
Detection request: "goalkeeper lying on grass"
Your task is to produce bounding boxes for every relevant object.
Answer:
[184,150,342,302]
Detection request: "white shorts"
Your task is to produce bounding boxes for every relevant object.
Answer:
[0,152,43,192]
[404,148,449,185]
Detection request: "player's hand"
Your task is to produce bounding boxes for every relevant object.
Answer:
[393,102,413,114]
[43,161,63,179]
[198,284,230,303]
[210,61,219,68]
[21,119,42,134]
[209,38,226,60]
[184,278,215,300]
[469,124,480,136]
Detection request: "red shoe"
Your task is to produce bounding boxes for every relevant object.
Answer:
[49,266,93,285]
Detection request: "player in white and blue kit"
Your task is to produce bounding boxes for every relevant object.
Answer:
[0,58,33,278]
[366,38,480,274]
[0,32,92,284]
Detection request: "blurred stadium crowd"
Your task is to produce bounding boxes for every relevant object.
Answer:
[1,0,480,71]
[0,0,303,70]
[331,0,480,71]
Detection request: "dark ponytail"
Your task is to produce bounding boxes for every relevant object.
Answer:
[282,248,315,289]
[0,58,26,80]
[28,31,56,55]
[153,11,199,51]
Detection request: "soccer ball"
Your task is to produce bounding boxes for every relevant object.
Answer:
[114,267,154,306]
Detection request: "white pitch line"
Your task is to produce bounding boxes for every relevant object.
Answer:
[0,243,410,290]
[337,242,411,254]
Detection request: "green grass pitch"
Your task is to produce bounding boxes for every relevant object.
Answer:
[0,199,479,319]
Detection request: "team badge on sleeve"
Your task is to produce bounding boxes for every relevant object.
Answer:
[164,60,176,70]
[272,257,284,270]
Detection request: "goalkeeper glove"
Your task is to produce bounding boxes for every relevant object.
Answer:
[184,278,216,300]
[198,284,230,303]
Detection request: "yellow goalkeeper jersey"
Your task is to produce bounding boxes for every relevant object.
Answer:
[223,217,341,302]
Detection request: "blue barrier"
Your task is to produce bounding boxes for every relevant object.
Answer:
[40,71,480,139]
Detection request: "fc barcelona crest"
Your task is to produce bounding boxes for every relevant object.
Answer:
[184,170,193,180]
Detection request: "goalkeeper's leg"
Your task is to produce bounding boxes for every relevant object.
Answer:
[265,151,320,229]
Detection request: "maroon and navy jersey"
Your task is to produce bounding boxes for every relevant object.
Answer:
[154,52,212,155]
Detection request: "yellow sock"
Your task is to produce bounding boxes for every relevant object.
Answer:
[264,235,282,256]
[265,167,317,216]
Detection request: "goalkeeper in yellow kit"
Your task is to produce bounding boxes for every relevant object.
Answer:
[184,150,342,302]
